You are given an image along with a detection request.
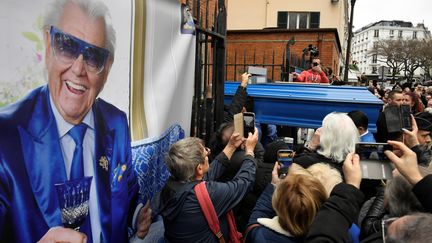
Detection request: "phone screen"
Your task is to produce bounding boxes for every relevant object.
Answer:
[355,143,393,180]
[278,149,293,168]
[243,112,255,138]
[355,143,390,161]
[400,105,412,130]
[385,106,402,133]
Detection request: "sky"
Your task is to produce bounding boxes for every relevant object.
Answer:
[353,0,432,32]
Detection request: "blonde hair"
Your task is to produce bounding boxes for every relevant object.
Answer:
[307,163,342,197]
[272,172,327,237]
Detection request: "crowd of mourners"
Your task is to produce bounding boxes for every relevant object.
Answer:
[142,75,432,243]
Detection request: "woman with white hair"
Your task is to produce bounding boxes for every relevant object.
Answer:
[294,112,360,173]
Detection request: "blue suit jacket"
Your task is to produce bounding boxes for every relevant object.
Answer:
[0,86,138,242]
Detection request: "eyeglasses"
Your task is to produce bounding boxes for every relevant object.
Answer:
[381,217,399,243]
[205,147,211,156]
[49,26,110,74]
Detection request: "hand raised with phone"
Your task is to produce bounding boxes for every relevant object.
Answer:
[343,153,362,189]
[245,127,259,156]
[385,140,423,185]
[241,72,251,87]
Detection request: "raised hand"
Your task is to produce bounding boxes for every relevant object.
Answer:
[342,153,362,189]
[385,140,423,185]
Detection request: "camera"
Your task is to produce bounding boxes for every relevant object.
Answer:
[306,44,319,57]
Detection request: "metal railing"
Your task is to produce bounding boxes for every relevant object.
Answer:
[189,0,226,144]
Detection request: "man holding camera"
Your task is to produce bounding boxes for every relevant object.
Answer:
[292,58,330,84]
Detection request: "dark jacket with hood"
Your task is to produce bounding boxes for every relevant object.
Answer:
[158,152,256,243]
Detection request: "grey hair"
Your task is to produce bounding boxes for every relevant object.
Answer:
[43,0,116,59]
[385,175,424,216]
[317,112,359,163]
[165,137,205,183]
[386,213,432,243]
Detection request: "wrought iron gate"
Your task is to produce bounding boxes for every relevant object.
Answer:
[188,0,226,143]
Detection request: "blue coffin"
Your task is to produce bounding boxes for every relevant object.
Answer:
[224,82,384,132]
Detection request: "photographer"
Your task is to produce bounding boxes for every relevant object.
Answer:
[292,58,330,84]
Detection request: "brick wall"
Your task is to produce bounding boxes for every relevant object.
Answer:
[184,0,227,30]
[226,29,342,82]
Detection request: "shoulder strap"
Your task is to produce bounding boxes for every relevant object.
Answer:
[242,223,260,243]
[195,181,225,243]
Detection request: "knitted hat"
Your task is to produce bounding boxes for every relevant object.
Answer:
[415,112,432,132]
[264,141,289,164]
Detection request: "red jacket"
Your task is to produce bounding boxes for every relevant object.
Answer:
[295,69,330,83]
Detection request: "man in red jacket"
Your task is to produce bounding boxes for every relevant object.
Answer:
[292,58,330,84]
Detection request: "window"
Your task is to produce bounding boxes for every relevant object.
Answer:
[398,30,403,38]
[413,31,417,39]
[372,67,377,74]
[374,29,379,37]
[389,29,394,36]
[372,54,377,63]
[277,11,320,29]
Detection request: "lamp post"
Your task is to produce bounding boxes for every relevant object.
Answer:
[283,37,295,80]
[343,0,356,82]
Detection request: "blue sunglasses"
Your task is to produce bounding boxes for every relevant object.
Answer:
[50,26,110,74]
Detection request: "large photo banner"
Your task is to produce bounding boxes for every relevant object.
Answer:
[143,0,196,137]
[0,0,132,114]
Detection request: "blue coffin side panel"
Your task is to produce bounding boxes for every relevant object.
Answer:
[224,82,383,132]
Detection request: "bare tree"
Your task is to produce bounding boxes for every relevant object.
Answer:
[371,39,404,81]
[400,39,422,82]
[418,39,432,80]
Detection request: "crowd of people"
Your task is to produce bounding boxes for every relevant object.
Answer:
[2,0,432,242]
[146,73,432,242]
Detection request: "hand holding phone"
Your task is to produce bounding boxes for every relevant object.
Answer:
[342,153,362,189]
[271,162,282,185]
[241,72,251,87]
[243,112,255,138]
[385,140,423,185]
[234,112,255,138]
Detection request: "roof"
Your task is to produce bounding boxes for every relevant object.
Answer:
[355,20,414,33]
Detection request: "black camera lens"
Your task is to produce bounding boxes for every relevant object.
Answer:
[312,62,319,66]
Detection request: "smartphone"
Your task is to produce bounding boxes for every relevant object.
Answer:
[277,149,293,179]
[277,149,294,168]
[400,105,412,131]
[355,143,393,180]
[385,106,402,133]
[384,105,412,133]
[243,112,255,138]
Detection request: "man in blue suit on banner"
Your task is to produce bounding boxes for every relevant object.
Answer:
[0,0,150,242]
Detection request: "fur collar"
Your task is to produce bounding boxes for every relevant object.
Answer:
[257,216,293,237]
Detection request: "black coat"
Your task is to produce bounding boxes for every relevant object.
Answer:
[293,151,343,174]
[412,174,432,213]
[305,183,365,242]
[158,153,256,243]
